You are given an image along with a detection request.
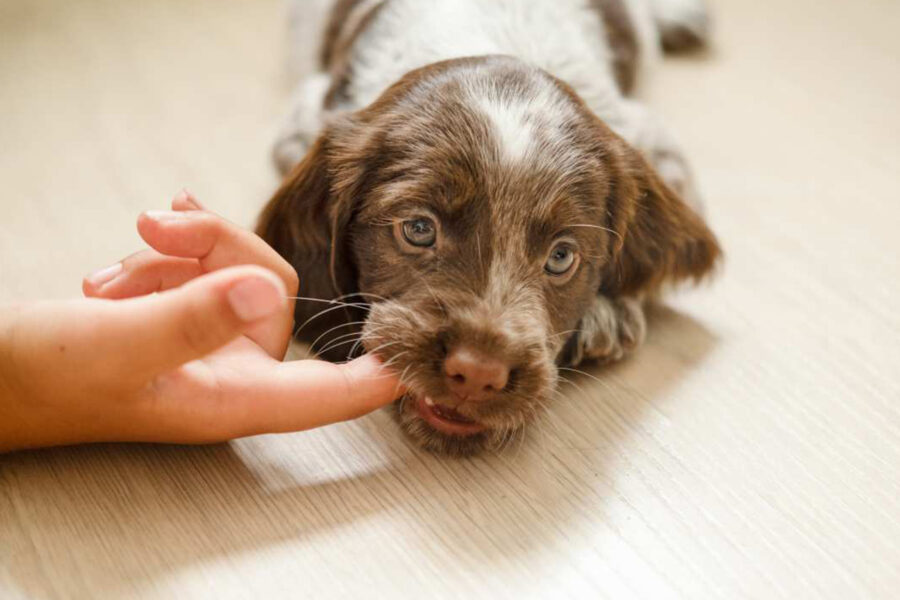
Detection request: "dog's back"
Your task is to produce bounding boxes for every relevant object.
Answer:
[315,0,708,110]
[276,0,710,203]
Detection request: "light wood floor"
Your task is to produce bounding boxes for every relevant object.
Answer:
[2,0,898,598]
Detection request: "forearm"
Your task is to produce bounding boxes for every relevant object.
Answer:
[0,390,35,453]
[0,303,100,452]
[0,303,31,452]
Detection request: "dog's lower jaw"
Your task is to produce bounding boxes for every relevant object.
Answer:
[394,396,525,457]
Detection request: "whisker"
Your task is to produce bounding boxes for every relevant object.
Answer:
[502,424,519,453]
[294,304,367,340]
[564,223,622,240]
[558,366,611,389]
[348,333,374,358]
[395,363,413,396]
[557,373,592,398]
[374,350,409,378]
[550,328,580,339]
[315,324,388,356]
[494,420,519,455]
[475,231,486,273]
[283,295,370,341]
[333,291,388,304]
[284,295,369,309]
[307,320,369,357]
[366,341,403,360]
[315,333,363,357]
[316,329,386,357]
[514,416,529,459]
[418,277,446,317]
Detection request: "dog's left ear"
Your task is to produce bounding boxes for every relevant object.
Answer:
[600,137,722,297]
[256,117,369,360]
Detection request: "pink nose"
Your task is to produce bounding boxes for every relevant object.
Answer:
[444,346,510,401]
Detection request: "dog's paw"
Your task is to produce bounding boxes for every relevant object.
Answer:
[567,296,646,367]
[650,0,711,53]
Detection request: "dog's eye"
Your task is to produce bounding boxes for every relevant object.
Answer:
[401,218,437,247]
[545,243,577,276]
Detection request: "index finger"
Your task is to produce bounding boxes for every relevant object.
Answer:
[230,354,405,436]
[136,210,299,298]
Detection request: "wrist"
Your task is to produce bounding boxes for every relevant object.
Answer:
[0,302,85,452]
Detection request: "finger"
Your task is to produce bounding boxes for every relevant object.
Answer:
[81,189,202,297]
[84,251,202,299]
[225,354,405,437]
[137,209,298,358]
[81,187,208,297]
[171,189,205,211]
[137,209,298,298]
[82,262,123,297]
[93,266,287,379]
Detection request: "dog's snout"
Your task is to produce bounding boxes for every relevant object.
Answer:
[443,346,510,401]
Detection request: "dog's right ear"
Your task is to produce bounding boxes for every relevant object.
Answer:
[599,134,721,298]
[256,127,365,359]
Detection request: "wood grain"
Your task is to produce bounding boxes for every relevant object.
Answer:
[1,0,899,598]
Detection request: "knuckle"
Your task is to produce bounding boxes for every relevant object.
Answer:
[178,314,214,357]
[202,213,229,244]
[176,295,229,357]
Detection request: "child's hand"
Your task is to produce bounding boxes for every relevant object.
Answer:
[0,192,402,452]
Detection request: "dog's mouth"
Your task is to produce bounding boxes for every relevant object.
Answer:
[412,395,487,437]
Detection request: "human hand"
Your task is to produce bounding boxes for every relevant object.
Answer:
[0,192,402,452]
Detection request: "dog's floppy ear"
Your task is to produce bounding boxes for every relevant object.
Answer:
[256,125,365,360]
[600,138,721,297]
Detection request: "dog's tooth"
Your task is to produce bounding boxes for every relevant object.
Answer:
[424,396,435,406]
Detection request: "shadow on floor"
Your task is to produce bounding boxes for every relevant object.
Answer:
[2,304,718,598]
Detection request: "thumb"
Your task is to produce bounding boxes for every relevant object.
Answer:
[102,265,286,378]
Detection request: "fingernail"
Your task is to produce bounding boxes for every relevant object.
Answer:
[87,263,122,288]
[175,188,201,209]
[145,209,192,222]
[227,276,283,322]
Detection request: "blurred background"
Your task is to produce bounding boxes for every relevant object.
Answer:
[1,0,898,598]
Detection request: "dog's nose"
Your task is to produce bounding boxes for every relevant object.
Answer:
[444,346,510,401]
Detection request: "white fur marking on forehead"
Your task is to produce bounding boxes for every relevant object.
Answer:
[477,96,536,163]
[470,74,576,165]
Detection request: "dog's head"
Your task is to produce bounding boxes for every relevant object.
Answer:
[259,57,719,455]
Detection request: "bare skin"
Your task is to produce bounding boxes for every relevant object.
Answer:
[0,192,402,453]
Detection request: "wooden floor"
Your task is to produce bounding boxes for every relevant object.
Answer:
[2,0,899,598]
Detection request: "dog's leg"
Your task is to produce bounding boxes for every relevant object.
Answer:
[272,72,332,175]
[566,295,647,367]
[647,0,711,53]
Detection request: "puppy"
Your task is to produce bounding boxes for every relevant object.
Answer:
[258,0,721,455]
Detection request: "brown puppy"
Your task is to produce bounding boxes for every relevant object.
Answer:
[258,55,720,455]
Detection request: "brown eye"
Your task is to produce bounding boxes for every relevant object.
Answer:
[545,243,577,276]
[402,217,437,247]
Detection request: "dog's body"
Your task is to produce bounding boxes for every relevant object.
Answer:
[260,0,720,455]
[275,0,707,201]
